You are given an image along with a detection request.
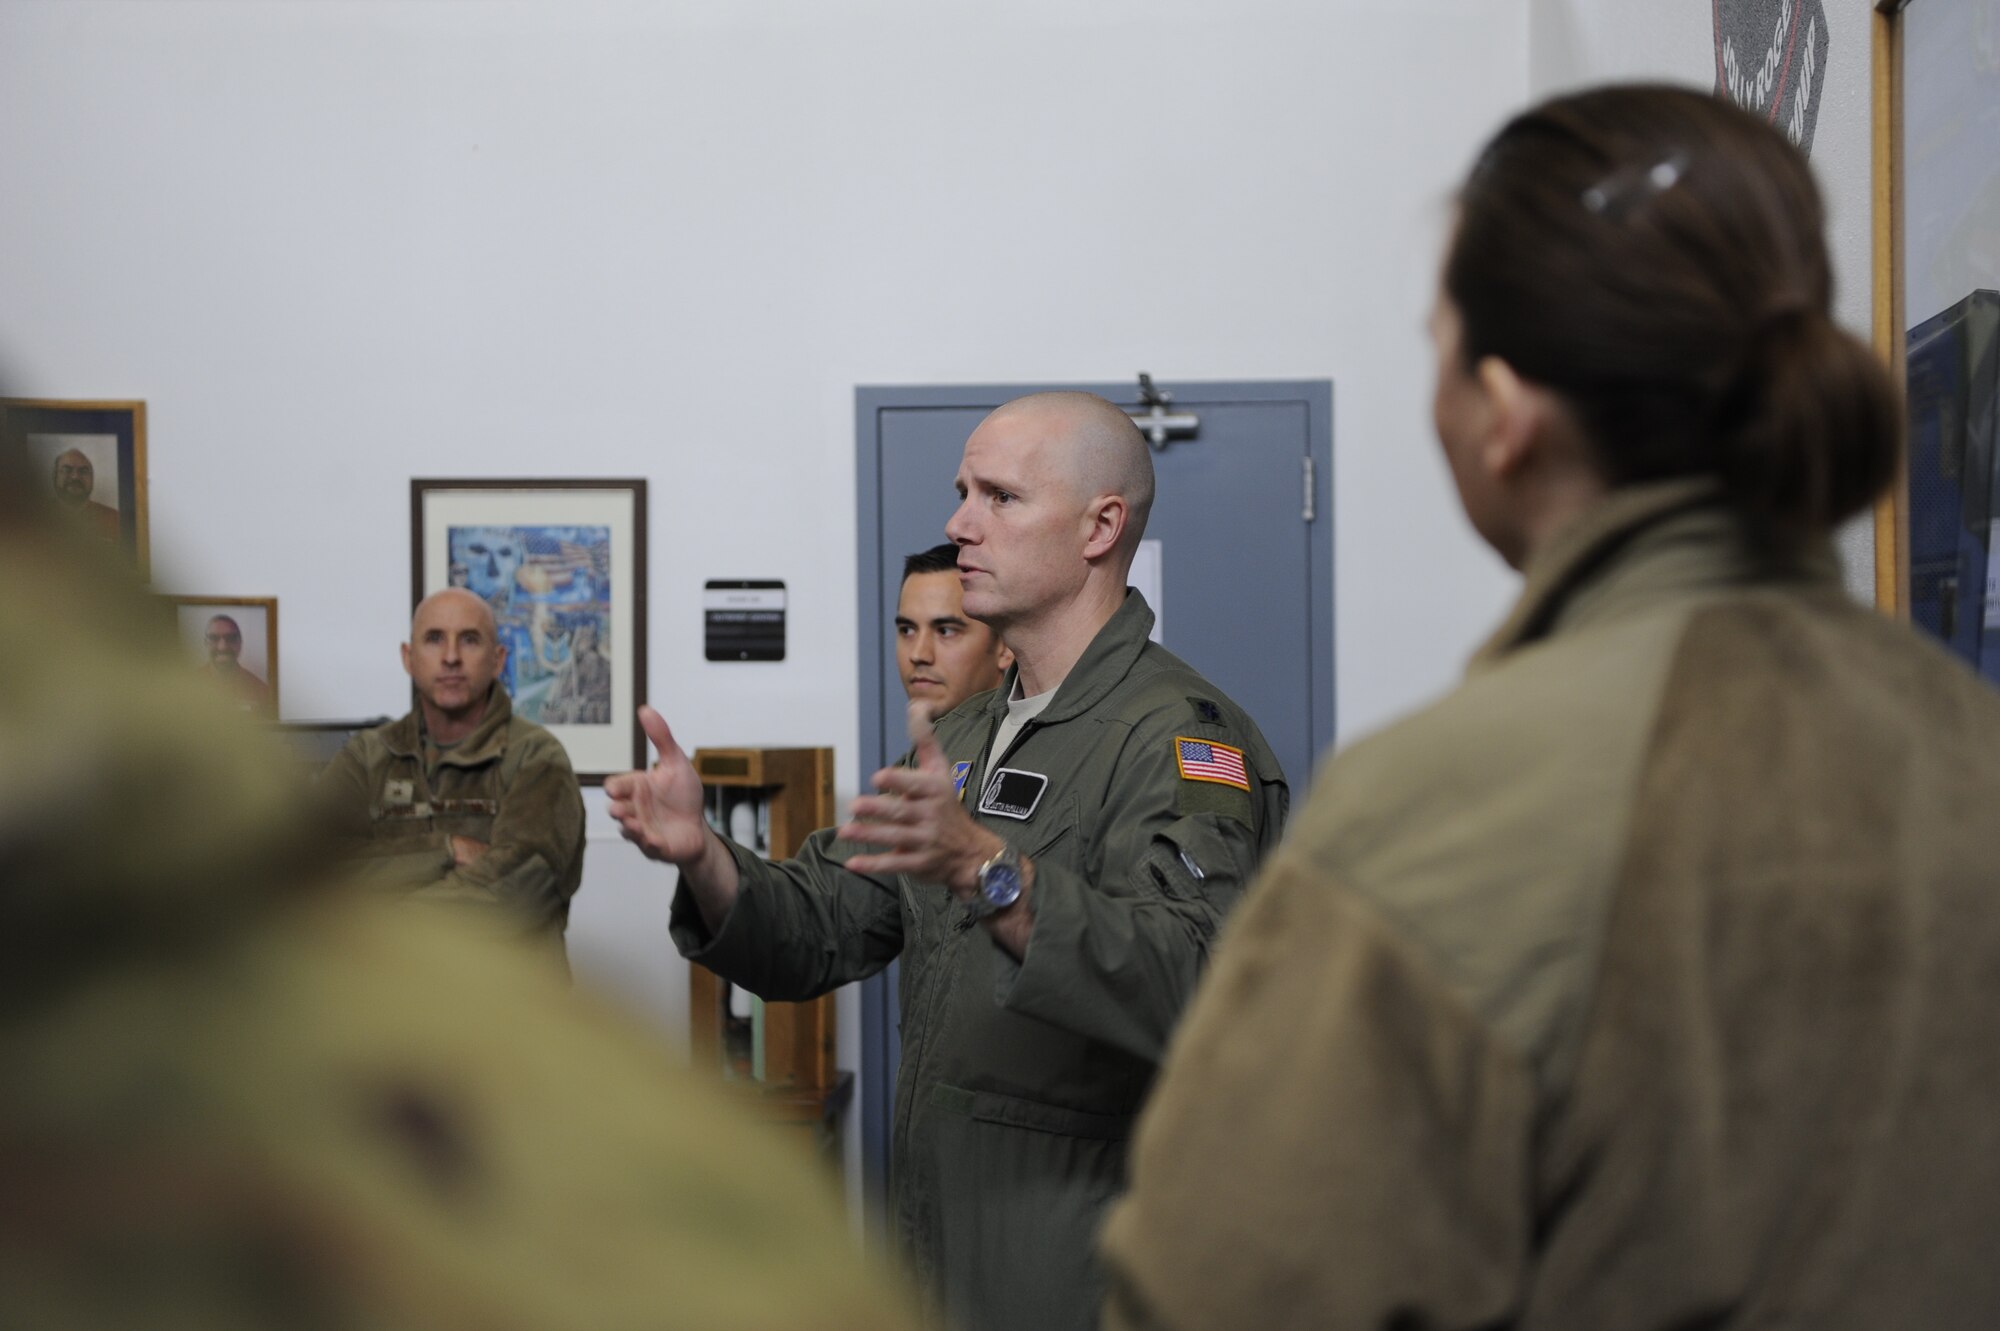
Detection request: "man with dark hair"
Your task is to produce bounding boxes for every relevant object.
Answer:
[609,391,1288,1331]
[321,588,585,957]
[897,540,1012,720]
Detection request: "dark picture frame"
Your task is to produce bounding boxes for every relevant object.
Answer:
[411,478,648,782]
[3,398,149,575]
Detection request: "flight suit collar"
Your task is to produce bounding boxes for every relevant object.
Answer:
[979,588,1157,732]
[380,682,515,767]
[1471,476,1844,669]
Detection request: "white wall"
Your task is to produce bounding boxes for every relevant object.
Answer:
[1527,0,1880,596]
[0,0,1530,1204]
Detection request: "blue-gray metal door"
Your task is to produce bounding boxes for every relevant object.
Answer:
[852,378,1334,1202]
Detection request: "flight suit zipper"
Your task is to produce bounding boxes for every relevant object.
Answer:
[894,707,1048,1266]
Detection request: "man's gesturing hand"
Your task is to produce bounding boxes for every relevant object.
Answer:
[841,701,1003,899]
[605,706,712,866]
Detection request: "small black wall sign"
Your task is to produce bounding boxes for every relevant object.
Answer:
[704,580,786,661]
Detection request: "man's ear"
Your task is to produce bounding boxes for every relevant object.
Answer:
[994,641,1015,674]
[1474,355,1552,481]
[400,642,413,677]
[1082,494,1127,562]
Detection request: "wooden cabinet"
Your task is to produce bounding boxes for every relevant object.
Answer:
[689,746,848,1160]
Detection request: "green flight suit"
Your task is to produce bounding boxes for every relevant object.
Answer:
[671,590,1289,1331]
[0,526,921,1331]
[322,684,585,951]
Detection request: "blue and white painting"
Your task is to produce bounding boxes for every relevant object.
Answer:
[448,523,613,724]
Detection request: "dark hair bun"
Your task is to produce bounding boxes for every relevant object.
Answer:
[1709,306,1900,548]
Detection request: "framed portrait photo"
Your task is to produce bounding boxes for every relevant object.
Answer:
[3,398,149,574]
[170,595,279,718]
[411,478,647,782]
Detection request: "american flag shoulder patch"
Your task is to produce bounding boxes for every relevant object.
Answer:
[1174,737,1250,791]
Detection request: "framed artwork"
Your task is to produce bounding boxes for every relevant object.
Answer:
[3,398,149,575]
[1872,0,2000,679]
[170,595,279,718]
[411,478,647,782]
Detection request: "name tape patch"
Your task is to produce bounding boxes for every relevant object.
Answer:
[1174,737,1250,791]
[978,768,1049,820]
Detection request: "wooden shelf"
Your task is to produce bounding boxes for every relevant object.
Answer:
[689,747,840,1097]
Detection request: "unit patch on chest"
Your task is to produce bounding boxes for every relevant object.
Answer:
[951,761,973,802]
[977,768,1048,820]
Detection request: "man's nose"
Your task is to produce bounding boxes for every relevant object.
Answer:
[944,497,975,544]
[910,630,936,663]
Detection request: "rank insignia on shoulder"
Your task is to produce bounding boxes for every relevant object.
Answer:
[951,761,973,802]
[1189,697,1224,725]
[1174,737,1250,791]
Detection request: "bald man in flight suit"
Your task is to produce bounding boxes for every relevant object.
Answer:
[608,392,1289,1331]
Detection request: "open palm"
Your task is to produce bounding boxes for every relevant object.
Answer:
[605,705,710,865]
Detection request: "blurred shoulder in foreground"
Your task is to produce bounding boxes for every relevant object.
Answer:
[0,440,917,1331]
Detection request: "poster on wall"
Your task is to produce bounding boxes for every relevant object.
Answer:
[169,595,279,718]
[3,398,149,575]
[411,478,647,782]
[1714,0,1830,156]
[1894,0,2000,680]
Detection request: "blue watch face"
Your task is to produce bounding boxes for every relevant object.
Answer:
[980,862,1023,908]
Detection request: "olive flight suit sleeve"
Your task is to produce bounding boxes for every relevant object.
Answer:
[997,709,1287,1065]
[407,732,585,932]
[1098,845,1535,1331]
[670,827,905,1003]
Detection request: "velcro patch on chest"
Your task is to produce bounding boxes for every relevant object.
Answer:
[977,768,1048,820]
[433,798,499,816]
[1174,737,1250,791]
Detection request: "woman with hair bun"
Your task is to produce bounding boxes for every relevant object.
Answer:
[1101,84,2000,1330]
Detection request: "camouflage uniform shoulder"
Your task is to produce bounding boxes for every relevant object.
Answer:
[3,896,921,1331]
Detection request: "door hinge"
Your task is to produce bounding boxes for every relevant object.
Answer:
[1302,456,1317,522]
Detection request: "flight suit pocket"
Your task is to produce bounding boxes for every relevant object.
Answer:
[929,1083,1134,1141]
[1026,819,1072,866]
[920,1083,1131,1330]
[1133,817,1219,905]
[1021,797,1077,870]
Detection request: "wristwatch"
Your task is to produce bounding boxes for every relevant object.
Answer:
[968,840,1025,920]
